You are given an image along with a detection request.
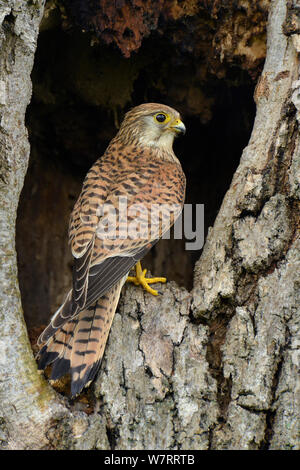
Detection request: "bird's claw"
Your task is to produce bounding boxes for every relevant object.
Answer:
[127,261,166,296]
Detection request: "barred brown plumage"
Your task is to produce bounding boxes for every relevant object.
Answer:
[37,103,186,397]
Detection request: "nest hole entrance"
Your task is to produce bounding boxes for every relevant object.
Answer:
[16,25,256,329]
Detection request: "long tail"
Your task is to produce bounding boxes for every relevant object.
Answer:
[37,279,125,397]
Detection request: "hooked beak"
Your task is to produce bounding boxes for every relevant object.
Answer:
[169,118,186,136]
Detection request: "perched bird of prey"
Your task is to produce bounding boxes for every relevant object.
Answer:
[37,103,186,397]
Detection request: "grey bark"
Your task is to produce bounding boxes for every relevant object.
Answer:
[0,0,66,450]
[192,0,300,449]
[0,0,299,450]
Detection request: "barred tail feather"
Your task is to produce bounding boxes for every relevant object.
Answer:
[69,279,124,396]
[37,278,126,397]
[37,289,78,346]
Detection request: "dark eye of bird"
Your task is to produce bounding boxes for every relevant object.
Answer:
[156,113,167,123]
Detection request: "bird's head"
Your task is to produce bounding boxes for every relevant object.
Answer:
[118,103,186,152]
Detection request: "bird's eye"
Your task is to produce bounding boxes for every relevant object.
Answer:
[155,113,167,123]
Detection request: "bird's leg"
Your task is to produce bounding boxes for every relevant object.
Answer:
[127,261,167,296]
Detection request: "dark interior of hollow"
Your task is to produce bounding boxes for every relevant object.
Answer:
[16,25,256,329]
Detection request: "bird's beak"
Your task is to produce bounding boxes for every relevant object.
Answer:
[169,118,186,136]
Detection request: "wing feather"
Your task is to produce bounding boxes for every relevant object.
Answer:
[39,150,185,346]
[83,242,156,308]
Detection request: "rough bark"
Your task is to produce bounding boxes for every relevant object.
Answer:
[192,0,300,449]
[0,0,299,450]
[0,0,66,450]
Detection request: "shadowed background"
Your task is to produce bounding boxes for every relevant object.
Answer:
[16,0,267,327]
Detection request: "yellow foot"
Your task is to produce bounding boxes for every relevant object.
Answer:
[127,261,167,296]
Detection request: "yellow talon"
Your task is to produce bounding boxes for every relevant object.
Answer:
[127,261,167,296]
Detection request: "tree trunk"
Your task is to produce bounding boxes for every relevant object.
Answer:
[0,0,299,450]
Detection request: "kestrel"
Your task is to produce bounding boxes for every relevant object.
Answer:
[37,103,186,397]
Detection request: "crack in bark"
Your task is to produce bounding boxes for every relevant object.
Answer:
[260,346,286,449]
